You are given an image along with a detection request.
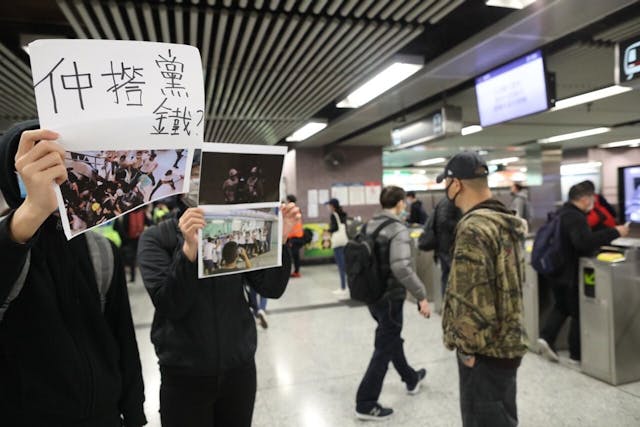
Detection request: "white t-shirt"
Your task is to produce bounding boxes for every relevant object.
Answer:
[203,242,215,260]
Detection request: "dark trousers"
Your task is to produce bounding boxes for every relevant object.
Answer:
[121,239,139,282]
[289,239,304,273]
[458,357,518,427]
[540,283,580,360]
[334,246,346,289]
[160,361,257,427]
[356,299,418,412]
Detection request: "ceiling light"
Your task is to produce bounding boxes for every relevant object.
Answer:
[538,127,611,144]
[551,85,633,111]
[337,62,422,109]
[485,0,536,9]
[478,150,489,156]
[599,138,640,149]
[461,125,483,136]
[413,157,447,167]
[285,122,327,142]
[488,157,520,165]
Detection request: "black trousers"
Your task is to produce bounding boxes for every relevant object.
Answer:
[356,298,418,412]
[289,239,304,273]
[458,357,518,427]
[540,283,580,360]
[160,361,257,427]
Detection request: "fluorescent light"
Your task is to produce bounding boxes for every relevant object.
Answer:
[599,138,640,149]
[285,122,327,142]
[552,85,632,111]
[485,0,536,9]
[461,125,483,136]
[538,127,611,144]
[414,157,447,167]
[488,157,520,165]
[561,162,602,175]
[337,62,422,108]
[478,150,489,156]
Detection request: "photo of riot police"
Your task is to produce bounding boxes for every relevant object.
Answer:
[198,151,284,205]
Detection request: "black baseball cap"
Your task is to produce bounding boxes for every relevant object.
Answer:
[436,152,489,183]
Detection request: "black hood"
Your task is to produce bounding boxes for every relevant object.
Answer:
[0,120,39,209]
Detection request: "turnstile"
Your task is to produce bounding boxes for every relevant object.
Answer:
[580,249,640,385]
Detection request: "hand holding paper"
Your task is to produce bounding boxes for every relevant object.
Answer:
[281,202,302,242]
[179,207,205,262]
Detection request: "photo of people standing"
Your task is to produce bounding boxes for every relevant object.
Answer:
[199,208,281,278]
[60,148,188,236]
[198,151,284,205]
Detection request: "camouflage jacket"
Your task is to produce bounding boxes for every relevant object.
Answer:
[442,199,528,359]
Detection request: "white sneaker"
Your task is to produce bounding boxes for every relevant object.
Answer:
[332,288,346,295]
[537,338,559,362]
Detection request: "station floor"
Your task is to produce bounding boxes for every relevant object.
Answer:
[129,264,640,427]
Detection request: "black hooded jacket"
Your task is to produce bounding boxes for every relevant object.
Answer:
[0,121,146,426]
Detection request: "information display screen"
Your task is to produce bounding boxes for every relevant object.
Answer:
[618,165,640,223]
[475,50,550,127]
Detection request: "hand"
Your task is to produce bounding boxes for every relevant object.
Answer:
[462,355,476,368]
[281,202,302,242]
[616,224,630,237]
[179,208,205,262]
[418,299,431,318]
[9,129,66,243]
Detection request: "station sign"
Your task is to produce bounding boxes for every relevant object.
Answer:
[388,105,462,151]
[616,35,640,88]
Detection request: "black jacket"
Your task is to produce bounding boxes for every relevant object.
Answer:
[407,200,427,225]
[329,210,347,233]
[419,198,462,268]
[553,202,619,286]
[0,121,146,426]
[137,215,291,375]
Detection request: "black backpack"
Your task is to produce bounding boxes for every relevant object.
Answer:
[531,211,566,276]
[344,218,397,304]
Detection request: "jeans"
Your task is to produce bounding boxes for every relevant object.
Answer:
[540,283,580,360]
[334,246,346,289]
[160,361,257,427]
[458,357,518,427]
[248,288,268,312]
[356,299,418,412]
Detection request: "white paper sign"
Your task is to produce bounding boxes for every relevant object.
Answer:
[318,189,330,205]
[365,184,382,205]
[308,189,319,218]
[30,39,205,151]
[29,39,205,239]
[331,185,350,206]
[349,184,366,206]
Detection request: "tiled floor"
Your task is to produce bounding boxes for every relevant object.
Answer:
[129,265,640,427]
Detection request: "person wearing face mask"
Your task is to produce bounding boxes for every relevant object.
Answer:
[137,179,301,427]
[537,182,629,365]
[438,152,528,427]
[0,121,146,427]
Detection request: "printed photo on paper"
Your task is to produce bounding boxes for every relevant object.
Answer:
[198,207,282,279]
[61,148,189,237]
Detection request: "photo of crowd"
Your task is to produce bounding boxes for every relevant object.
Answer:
[198,152,284,205]
[60,148,189,236]
[199,208,281,278]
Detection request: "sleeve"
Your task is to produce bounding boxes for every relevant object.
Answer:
[328,214,338,233]
[511,197,524,218]
[389,228,427,301]
[0,211,39,303]
[418,213,437,252]
[244,245,292,298]
[566,213,619,255]
[443,225,497,354]
[103,246,147,427]
[137,225,200,320]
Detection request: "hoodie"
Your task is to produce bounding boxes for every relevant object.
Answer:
[442,199,528,359]
[0,121,146,426]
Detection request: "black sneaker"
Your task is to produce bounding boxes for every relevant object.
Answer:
[407,368,427,395]
[355,404,393,421]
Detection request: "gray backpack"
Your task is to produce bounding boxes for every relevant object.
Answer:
[0,228,114,323]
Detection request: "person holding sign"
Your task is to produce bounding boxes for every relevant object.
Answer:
[0,121,146,427]
[137,197,301,427]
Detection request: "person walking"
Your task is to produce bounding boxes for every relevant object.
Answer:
[286,194,305,278]
[137,192,301,427]
[326,198,349,296]
[537,182,628,364]
[509,182,533,224]
[438,152,528,427]
[405,191,427,225]
[355,186,432,421]
[0,121,146,427]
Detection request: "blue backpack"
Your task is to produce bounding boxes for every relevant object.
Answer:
[531,211,565,276]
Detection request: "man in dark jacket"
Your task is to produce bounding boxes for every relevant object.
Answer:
[406,191,427,225]
[418,197,462,294]
[137,195,301,427]
[0,121,146,427]
[538,182,628,363]
[355,186,431,422]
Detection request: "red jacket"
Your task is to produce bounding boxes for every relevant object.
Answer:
[587,195,617,229]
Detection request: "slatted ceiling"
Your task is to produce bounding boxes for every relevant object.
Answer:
[0,43,36,120]
[594,15,640,42]
[405,0,437,22]
[431,0,466,24]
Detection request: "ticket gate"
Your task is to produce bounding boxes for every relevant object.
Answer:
[411,228,443,312]
[579,244,640,385]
